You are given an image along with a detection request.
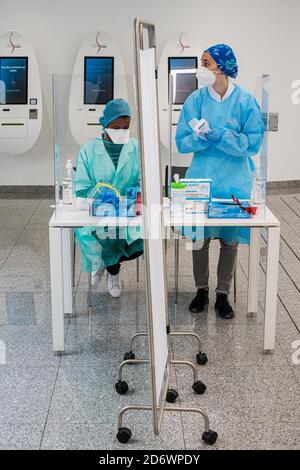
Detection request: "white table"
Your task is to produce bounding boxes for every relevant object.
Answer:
[164,206,281,352]
[49,204,280,354]
[49,204,142,354]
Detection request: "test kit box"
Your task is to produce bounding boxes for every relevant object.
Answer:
[208,199,252,219]
[180,178,211,214]
[90,200,136,217]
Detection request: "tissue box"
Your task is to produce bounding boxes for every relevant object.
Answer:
[180,178,211,214]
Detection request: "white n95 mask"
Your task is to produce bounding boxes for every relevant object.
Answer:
[196,66,217,87]
[105,128,130,144]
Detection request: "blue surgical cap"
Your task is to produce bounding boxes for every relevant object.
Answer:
[205,44,238,79]
[99,99,132,128]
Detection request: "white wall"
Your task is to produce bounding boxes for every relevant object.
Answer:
[0,0,299,184]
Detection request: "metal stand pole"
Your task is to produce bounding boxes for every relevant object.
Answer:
[87,271,92,336]
[175,235,179,304]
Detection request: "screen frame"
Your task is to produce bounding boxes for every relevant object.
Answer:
[168,56,198,74]
[168,56,198,105]
[0,56,28,105]
[84,56,114,105]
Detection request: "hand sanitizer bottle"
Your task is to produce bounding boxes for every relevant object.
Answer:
[171,174,186,213]
[62,159,75,206]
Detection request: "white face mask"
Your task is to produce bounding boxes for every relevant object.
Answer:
[105,128,130,144]
[196,66,218,87]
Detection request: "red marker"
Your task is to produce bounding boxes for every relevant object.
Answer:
[135,192,142,216]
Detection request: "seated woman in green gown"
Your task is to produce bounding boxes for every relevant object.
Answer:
[75,99,143,298]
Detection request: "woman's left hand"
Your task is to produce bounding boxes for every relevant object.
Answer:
[206,128,222,142]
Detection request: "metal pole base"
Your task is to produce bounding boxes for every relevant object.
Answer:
[124,330,207,365]
[116,405,217,445]
[116,359,206,397]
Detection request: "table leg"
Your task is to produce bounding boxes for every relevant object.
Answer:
[49,227,65,354]
[62,228,73,316]
[263,226,280,352]
[247,227,260,314]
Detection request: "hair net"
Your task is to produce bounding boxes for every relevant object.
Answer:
[205,44,238,79]
[99,98,132,128]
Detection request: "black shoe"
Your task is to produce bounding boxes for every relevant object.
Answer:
[189,288,209,313]
[215,293,235,319]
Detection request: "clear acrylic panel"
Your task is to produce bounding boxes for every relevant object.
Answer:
[253,74,270,215]
[53,74,79,211]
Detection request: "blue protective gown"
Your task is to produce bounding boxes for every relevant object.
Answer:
[175,84,264,243]
[74,137,143,272]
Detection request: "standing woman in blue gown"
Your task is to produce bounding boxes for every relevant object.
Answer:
[176,44,264,319]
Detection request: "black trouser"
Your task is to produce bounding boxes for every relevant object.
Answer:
[106,250,143,276]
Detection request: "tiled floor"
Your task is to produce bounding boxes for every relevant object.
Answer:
[0,193,300,449]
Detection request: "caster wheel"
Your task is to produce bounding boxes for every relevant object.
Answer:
[124,351,135,361]
[166,389,179,403]
[115,380,129,395]
[116,427,132,443]
[196,351,208,365]
[202,430,218,445]
[192,380,206,395]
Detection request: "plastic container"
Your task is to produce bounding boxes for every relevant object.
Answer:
[171,181,186,209]
[62,159,75,206]
[135,192,142,216]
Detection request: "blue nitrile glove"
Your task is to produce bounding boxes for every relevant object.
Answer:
[206,128,222,142]
[97,186,120,206]
[126,186,138,200]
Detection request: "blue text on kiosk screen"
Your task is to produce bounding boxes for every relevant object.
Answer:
[0,57,28,105]
[84,57,114,105]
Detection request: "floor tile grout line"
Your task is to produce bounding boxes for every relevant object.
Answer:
[259,234,300,334]
[261,219,298,260]
[0,199,42,271]
[279,234,300,264]
[238,255,249,284]
[261,231,300,295]
[38,356,62,450]
[238,239,299,331]
[39,318,71,449]
[291,194,300,210]
[280,196,300,219]
[266,197,300,241]
[277,292,300,335]
[265,203,290,229]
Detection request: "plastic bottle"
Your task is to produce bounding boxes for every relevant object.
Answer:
[171,174,186,212]
[251,162,266,217]
[252,175,264,204]
[62,159,75,206]
[252,163,266,205]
